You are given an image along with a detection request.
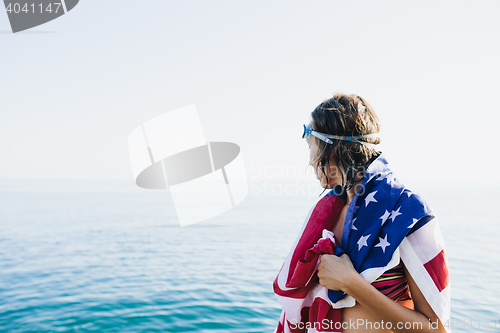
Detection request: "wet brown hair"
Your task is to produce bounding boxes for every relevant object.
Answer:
[308,92,382,195]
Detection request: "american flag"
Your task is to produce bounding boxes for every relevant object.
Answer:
[273,154,451,333]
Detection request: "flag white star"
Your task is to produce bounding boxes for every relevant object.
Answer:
[351,217,358,230]
[357,234,370,251]
[374,234,391,253]
[364,191,378,207]
[389,207,402,222]
[408,218,419,229]
[379,210,391,226]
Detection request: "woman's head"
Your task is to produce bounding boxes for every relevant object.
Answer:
[306,92,382,194]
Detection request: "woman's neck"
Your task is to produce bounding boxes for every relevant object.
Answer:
[345,180,363,207]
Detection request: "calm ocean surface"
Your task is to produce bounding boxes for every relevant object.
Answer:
[0,179,499,332]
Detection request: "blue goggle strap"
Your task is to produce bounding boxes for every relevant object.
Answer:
[305,127,380,148]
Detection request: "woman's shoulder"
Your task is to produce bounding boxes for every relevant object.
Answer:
[396,187,433,210]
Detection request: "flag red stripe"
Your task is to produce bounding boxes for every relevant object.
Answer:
[287,195,344,285]
[423,249,449,292]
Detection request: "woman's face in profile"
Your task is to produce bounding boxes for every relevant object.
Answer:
[306,120,342,189]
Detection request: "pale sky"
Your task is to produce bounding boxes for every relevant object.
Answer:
[1,0,499,184]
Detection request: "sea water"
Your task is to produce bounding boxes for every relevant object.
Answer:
[0,179,499,332]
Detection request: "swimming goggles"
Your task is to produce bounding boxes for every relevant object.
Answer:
[302,124,380,148]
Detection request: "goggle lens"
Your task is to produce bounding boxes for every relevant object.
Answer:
[302,124,311,140]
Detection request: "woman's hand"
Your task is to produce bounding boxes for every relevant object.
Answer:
[317,253,358,292]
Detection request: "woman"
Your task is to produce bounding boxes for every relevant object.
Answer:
[273,93,450,333]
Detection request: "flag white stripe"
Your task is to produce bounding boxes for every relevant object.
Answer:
[406,218,446,264]
[400,235,451,333]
